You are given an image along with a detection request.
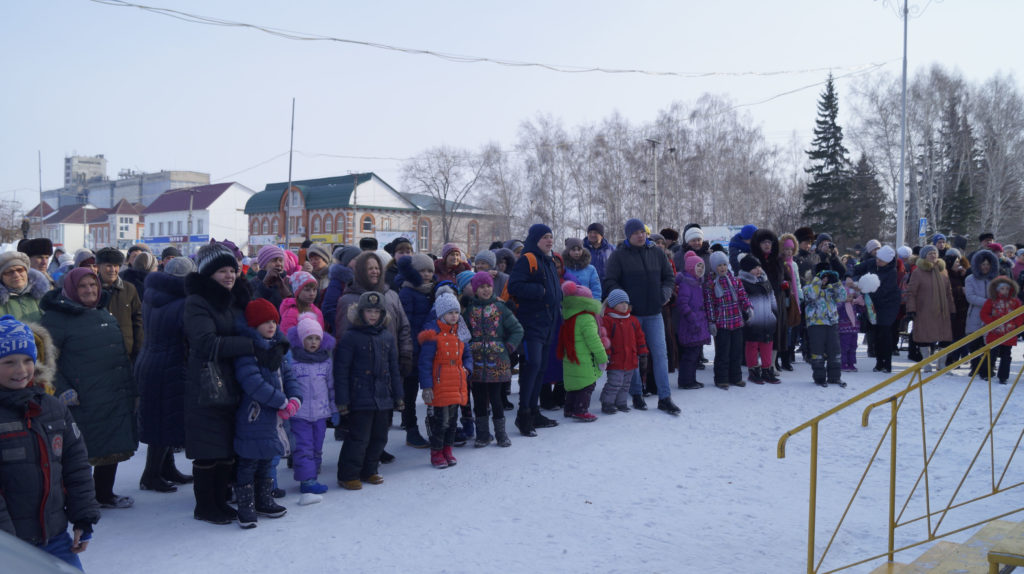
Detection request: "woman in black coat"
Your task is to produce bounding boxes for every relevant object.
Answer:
[182,243,254,525]
[135,257,196,493]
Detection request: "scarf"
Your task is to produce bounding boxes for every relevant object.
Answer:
[713,273,738,302]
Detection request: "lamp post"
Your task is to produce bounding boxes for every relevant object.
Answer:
[646,138,660,229]
[896,0,909,246]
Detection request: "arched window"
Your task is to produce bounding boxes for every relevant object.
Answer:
[335,214,346,238]
[323,215,333,234]
[311,214,321,234]
[418,218,431,253]
[261,217,269,235]
[250,218,258,234]
[361,214,374,233]
[271,218,279,235]
[468,220,479,254]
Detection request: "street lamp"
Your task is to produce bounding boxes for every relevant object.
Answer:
[646,138,660,229]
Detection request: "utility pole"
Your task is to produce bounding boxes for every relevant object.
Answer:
[37,150,42,238]
[646,138,660,230]
[285,98,295,249]
[896,0,908,246]
[187,188,195,256]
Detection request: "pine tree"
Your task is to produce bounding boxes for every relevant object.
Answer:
[849,154,888,240]
[803,74,855,244]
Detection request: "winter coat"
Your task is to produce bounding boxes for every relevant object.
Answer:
[853,259,900,326]
[104,276,143,360]
[604,240,674,317]
[838,291,864,335]
[508,243,562,342]
[966,250,1000,334]
[434,259,471,284]
[906,258,955,343]
[119,267,149,301]
[739,271,778,342]
[463,294,524,383]
[801,276,847,327]
[794,248,817,285]
[278,298,324,334]
[0,268,50,323]
[981,277,1023,346]
[39,289,138,464]
[182,272,254,461]
[286,327,336,421]
[602,311,648,371]
[727,233,751,274]
[232,328,301,460]
[334,308,403,412]
[335,284,412,363]
[0,386,100,546]
[321,263,353,334]
[584,237,615,279]
[674,271,711,347]
[417,319,472,407]
[558,295,609,392]
[562,248,602,301]
[750,230,782,290]
[252,269,291,310]
[397,256,435,358]
[135,272,189,447]
[492,270,511,302]
[704,272,752,330]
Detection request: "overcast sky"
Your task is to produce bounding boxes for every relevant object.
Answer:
[2,0,1021,211]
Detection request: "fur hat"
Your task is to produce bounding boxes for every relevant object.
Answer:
[0,251,30,276]
[256,245,285,269]
[659,228,680,242]
[685,252,704,276]
[306,243,332,265]
[684,227,704,244]
[95,247,125,266]
[561,280,592,299]
[216,239,243,261]
[624,218,646,240]
[470,271,493,292]
[474,250,496,269]
[979,232,995,243]
[359,237,379,251]
[433,292,460,319]
[605,289,629,309]
[739,225,758,240]
[164,256,196,277]
[289,271,317,294]
[794,226,816,244]
[503,239,525,253]
[876,245,896,263]
[245,298,280,328]
[74,248,95,268]
[709,251,729,272]
[564,237,584,251]
[160,246,182,260]
[357,290,386,314]
[196,243,238,276]
[0,314,37,362]
[739,254,761,272]
[587,222,605,237]
[384,236,412,256]
[649,232,664,243]
[296,313,323,341]
[18,238,53,258]
[132,251,157,273]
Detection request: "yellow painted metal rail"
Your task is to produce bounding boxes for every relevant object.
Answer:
[778,305,1024,574]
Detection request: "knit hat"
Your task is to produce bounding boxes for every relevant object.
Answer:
[919,245,938,260]
[409,253,434,274]
[526,224,553,247]
[0,251,30,276]
[503,239,525,253]
[375,249,393,270]
[979,232,995,243]
[470,271,493,292]
[931,233,947,245]
[685,252,704,276]
[163,256,196,277]
[0,315,37,362]
[739,225,758,240]
[256,245,285,269]
[605,289,629,309]
[132,252,157,273]
[283,250,299,274]
[739,254,761,272]
[586,222,605,237]
[195,243,238,276]
[865,239,882,254]
[624,218,646,240]
[160,246,182,260]
[296,313,323,341]
[946,247,962,259]
[877,245,896,263]
[289,271,317,294]
[455,270,475,294]
[564,237,583,251]
[245,298,280,328]
[649,232,665,243]
[333,245,361,266]
[62,267,100,308]
[57,253,74,267]
[561,280,592,299]
[659,228,680,242]
[814,232,834,250]
[440,243,461,261]
[433,292,460,318]
[709,251,729,271]
[306,243,332,265]
[684,227,704,244]
[216,239,243,261]
[794,226,816,244]
[897,245,912,260]
[474,250,496,269]
[74,248,95,268]
[359,237,379,251]
[989,242,1004,254]
[95,247,125,266]
[18,238,53,258]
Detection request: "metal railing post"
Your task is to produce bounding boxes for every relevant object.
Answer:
[889,400,898,562]
[809,422,818,574]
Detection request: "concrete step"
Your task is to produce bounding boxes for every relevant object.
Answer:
[988,520,1024,572]
[924,520,1017,573]
[868,561,910,574]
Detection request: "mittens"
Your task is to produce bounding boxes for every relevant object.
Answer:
[278,398,301,420]
[422,388,434,405]
[330,412,341,427]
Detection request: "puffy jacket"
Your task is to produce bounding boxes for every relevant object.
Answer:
[135,272,188,447]
[981,276,1023,346]
[584,237,615,279]
[397,256,435,358]
[704,272,751,330]
[739,271,778,341]
[602,311,648,371]
[286,327,336,421]
[417,319,472,407]
[463,294,524,383]
[966,250,1000,334]
[321,263,353,333]
[802,275,847,326]
[674,271,711,347]
[334,310,402,412]
[278,298,324,334]
[232,327,301,460]
[853,259,900,326]
[0,387,100,545]
[728,233,751,274]
[39,289,138,464]
[509,245,561,341]
[604,240,674,317]
[558,296,608,391]
[562,248,602,301]
[0,268,50,323]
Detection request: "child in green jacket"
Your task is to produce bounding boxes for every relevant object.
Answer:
[556,282,609,421]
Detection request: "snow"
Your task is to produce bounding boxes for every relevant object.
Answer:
[83,342,1024,573]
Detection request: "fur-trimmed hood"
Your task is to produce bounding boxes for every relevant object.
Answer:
[25,321,58,394]
[285,324,336,363]
[970,250,1000,280]
[915,257,946,273]
[988,275,1020,299]
[0,268,51,306]
[750,228,780,264]
[562,246,592,271]
[345,299,391,330]
[351,251,388,293]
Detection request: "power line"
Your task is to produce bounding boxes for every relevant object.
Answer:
[90,0,891,80]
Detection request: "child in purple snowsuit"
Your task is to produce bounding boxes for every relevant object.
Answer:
[286,313,337,503]
[675,252,712,389]
[838,278,865,372]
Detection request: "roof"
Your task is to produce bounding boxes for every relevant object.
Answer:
[26,201,55,218]
[245,173,390,214]
[401,192,486,214]
[143,182,234,214]
[44,204,108,225]
[110,198,144,215]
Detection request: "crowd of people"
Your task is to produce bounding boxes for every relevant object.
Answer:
[1,221,1022,568]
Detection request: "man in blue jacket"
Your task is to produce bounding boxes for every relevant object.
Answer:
[585,222,615,280]
[604,218,681,415]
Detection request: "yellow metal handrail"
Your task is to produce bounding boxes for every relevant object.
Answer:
[778,304,1024,574]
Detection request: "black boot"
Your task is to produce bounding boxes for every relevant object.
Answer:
[501,382,514,411]
[533,407,558,429]
[539,383,556,410]
[214,461,237,521]
[140,446,177,492]
[234,483,257,529]
[473,416,492,448]
[493,417,511,447]
[255,478,287,518]
[514,409,536,437]
[779,352,794,372]
[160,448,192,484]
[192,464,232,525]
[763,367,781,384]
[632,394,648,410]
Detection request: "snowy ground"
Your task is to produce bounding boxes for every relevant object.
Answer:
[83,341,1024,573]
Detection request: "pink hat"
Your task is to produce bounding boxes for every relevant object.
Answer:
[685,252,704,276]
[289,271,317,294]
[296,313,323,341]
[561,280,593,299]
[284,250,299,274]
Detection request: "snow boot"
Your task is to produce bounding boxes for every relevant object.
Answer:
[657,397,681,415]
[474,416,492,448]
[631,394,648,410]
[379,450,396,464]
[533,408,559,428]
[461,416,476,439]
[431,449,449,469]
[140,446,177,492]
[453,427,468,447]
[160,448,192,484]
[298,492,323,506]
[299,480,328,494]
[214,461,238,521]
[763,367,781,384]
[442,445,457,466]
[192,463,232,525]
[515,409,537,437]
[234,483,258,529]
[255,478,287,518]
[601,403,617,415]
[748,368,764,385]
[405,427,429,449]
[571,411,598,422]
[493,417,511,447]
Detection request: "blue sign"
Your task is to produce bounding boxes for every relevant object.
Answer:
[142,234,210,244]
[918,218,927,237]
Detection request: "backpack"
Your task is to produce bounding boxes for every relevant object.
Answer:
[506,252,538,313]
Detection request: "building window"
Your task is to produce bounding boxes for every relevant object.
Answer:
[271,218,279,235]
[177,221,182,234]
[380,217,391,231]
[290,190,302,207]
[468,221,478,253]
[251,219,258,234]
[311,215,321,234]
[335,214,346,238]
[418,218,431,252]
[323,216,332,234]
[261,218,269,235]
[159,222,164,235]
[150,222,155,237]
[361,214,374,233]
[197,219,204,234]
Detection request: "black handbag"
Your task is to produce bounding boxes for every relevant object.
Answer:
[196,339,238,407]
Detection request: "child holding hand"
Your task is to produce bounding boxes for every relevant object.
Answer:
[286,313,336,504]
